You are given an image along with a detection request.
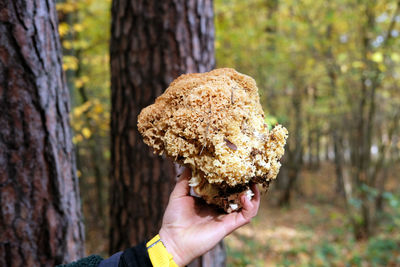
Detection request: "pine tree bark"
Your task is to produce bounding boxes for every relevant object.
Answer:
[0,0,85,266]
[109,0,223,264]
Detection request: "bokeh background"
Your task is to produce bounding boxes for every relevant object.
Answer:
[57,0,400,265]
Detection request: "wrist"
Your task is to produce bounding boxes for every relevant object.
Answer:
[159,228,185,267]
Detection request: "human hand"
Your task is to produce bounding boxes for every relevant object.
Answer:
[159,167,261,266]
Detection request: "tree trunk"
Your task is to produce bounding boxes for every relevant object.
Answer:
[188,242,226,267]
[0,0,85,266]
[332,132,345,195]
[278,76,303,207]
[278,168,299,206]
[306,115,313,168]
[109,1,223,264]
[314,128,321,169]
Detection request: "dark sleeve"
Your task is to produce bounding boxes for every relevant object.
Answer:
[98,252,122,267]
[118,241,152,267]
[56,255,103,267]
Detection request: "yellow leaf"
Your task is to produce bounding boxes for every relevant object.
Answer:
[58,22,69,37]
[75,79,84,89]
[76,40,90,49]
[82,127,92,139]
[62,40,73,50]
[371,52,383,63]
[56,2,76,13]
[62,55,78,71]
[94,104,104,114]
[81,76,90,83]
[378,63,386,72]
[391,53,400,62]
[73,23,84,32]
[72,134,83,144]
[352,61,364,68]
[74,76,89,89]
[73,101,92,117]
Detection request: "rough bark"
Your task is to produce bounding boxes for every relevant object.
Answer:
[0,0,85,266]
[109,1,222,264]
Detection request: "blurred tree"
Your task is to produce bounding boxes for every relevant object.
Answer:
[346,0,400,239]
[109,0,224,265]
[56,0,111,253]
[0,0,84,265]
[215,0,400,237]
[278,71,305,206]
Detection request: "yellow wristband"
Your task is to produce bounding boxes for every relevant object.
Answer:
[146,234,179,267]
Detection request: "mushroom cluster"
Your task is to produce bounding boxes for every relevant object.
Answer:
[138,68,288,212]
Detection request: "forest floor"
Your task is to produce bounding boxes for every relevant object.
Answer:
[225,163,400,266]
[85,162,400,266]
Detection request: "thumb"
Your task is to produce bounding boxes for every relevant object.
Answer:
[170,167,191,199]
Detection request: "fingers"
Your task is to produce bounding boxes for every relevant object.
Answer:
[241,184,260,219]
[220,185,261,236]
[250,183,260,208]
[170,167,191,199]
[220,208,250,236]
[177,166,191,181]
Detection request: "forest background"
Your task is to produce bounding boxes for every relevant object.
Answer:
[21,0,400,265]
